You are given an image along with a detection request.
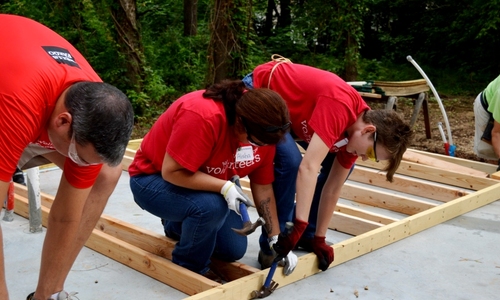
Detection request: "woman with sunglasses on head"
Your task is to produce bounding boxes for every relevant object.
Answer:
[242,56,414,272]
[128,80,294,281]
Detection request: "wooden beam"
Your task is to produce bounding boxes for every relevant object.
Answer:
[347,166,470,202]
[184,183,500,300]
[329,212,384,235]
[403,150,489,177]
[12,184,259,291]
[407,149,497,174]
[356,159,497,190]
[335,203,399,225]
[341,182,438,215]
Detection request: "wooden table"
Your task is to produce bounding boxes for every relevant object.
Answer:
[352,79,431,139]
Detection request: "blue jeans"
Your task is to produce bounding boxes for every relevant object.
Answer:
[130,174,247,274]
[260,132,302,255]
[294,142,354,240]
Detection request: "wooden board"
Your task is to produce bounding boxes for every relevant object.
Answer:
[13,141,500,299]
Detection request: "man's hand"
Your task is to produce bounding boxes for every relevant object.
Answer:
[273,218,308,258]
[220,180,254,214]
[268,235,298,276]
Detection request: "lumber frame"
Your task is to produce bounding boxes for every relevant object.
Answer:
[12,143,500,299]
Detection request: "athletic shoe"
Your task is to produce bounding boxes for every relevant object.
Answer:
[258,250,274,269]
[27,291,79,300]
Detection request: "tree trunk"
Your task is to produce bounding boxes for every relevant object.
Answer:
[263,0,275,36]
[277,0,291,28]
[110,0,145,90]
[183,0,198,36]
[206,0,248,84]
[344,31,358,81]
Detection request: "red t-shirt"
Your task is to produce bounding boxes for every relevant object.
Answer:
[129,90,275,185]
[253,61,369,169]
[0,14,102,188]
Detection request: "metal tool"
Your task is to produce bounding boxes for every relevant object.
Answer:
[251,222,294,299]
[230,176,265,236]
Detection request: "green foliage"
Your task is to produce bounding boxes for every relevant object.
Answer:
[2,0,499,120]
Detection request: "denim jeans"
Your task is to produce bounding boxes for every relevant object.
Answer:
[242,72,353,250]
[294,142,354,240]
[130,174,247,274]
[260,132,302,255]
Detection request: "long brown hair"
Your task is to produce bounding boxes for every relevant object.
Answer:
[363,110,414,182]
[203,80,290,145]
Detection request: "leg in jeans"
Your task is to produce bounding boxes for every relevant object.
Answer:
[130,174,246,274]
[259,132,302,255]
[295,142,354,241]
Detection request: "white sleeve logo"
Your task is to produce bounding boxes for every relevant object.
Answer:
[42,46,80,69]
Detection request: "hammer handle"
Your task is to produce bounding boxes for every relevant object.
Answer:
[263,222,294,288]
[239,202,251,223]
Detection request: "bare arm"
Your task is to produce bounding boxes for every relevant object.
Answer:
[250,182,280,237]
[315,159,350,236]
[295,133,330,222]
[491,120,500,157]
[161,150,225,193]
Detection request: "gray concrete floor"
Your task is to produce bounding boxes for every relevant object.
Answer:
[3,167,500,299]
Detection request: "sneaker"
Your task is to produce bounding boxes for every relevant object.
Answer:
[258,250,274,269]
[295,236,314,252]
[295,237,334,252]
[12,166,26,185]
[202,269,223,283]
[27,291,79,300]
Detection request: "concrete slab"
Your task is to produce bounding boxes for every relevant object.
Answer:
[3,168,500,299]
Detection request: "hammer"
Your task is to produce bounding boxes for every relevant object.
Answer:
[251,222,294,299]
[229,175,265,236]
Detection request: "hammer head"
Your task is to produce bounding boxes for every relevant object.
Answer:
[232,217,265,236]
[251,280,279,298]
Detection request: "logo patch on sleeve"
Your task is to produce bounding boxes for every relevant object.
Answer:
[42,46,80,68]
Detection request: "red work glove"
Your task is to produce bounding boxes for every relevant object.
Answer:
[311,235,334,271]
[273,218,308,259]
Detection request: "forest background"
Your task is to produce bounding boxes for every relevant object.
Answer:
[1,0,499,161]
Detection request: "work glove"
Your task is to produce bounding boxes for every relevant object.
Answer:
[220,180,254,215]
[302,235,334,271]
[273,218,308,259]
[268,235,298,276]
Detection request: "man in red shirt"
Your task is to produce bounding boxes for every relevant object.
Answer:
[243,56,413,272]
[0,14,134,299]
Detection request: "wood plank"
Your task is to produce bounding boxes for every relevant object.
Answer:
[13,184,259,285]
[121,155,134,171]
[341,182,438,215]
[329,212,384,235]
[407,149,497,174]
[335,203,399,225]
[184,183,500,300]
[348,166,470,202]
[357,159,497,190]
[373,79,428,87]
[12,193,220,295]
[403,150,488,177]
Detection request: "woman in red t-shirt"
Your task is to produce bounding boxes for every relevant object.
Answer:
[243,57,414,272]
[129,80,292,280]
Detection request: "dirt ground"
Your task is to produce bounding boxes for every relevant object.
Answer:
[131,93,492,165]
[374,94,481,161]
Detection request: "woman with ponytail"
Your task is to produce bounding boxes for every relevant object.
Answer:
[243,57,414,273]
[128,80,292,280]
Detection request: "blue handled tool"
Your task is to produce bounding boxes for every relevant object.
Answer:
[230,176,265,236]
[251,222,294,298]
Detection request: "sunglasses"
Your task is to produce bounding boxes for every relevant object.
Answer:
[366,131,379,162]
[68,132,101,166]
[241,118,291,147]
[247,135,267,147]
